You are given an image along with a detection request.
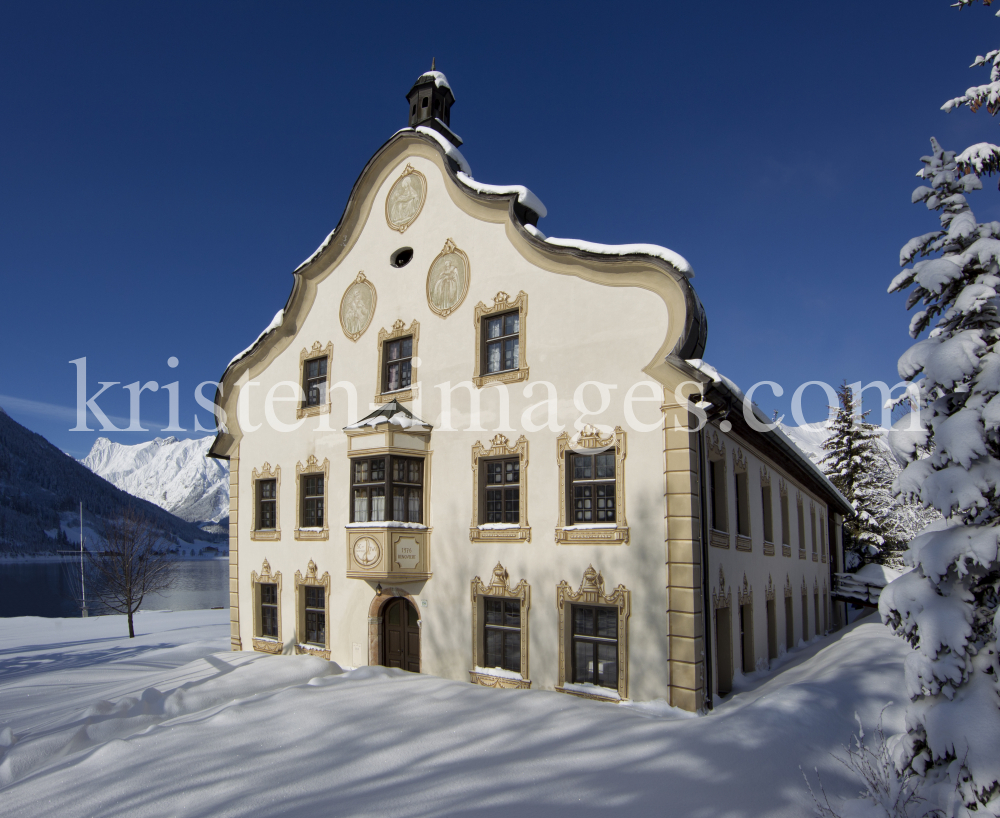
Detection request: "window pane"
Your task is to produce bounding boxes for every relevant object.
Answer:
[485,628,503,667]
[486,341,501,373]
[355,461,368,484]
[388,341,400,361]
[408,488,421,522]
[260,480,276,500]
[401,360,411,388]
[262,606,277,638]
[372,459,385,481]
[597,642,617,688]
[387,362,400,392]
[353,489,368,523]
[596,453,615,479]
[306,586,324,608]
[485,598,502,625]
[371,488,385,521]
[486,461,502,484]
[504,599,520,627]
[408,460,421,484]
[573,485,593,522]
[573,455,592,480]
[595,484,616,522]
[503,630,521,672]
[393,487,405,522]
[486,317,502,339]
[260,583,276,605]
[504,312,519,336]
[574,641,594,684]
[504,488,519,524]
[401,337,412,358]
[505,459,519,484]
[596,607,617,638]
[486,488,502,523]
[573,606,594,636]
[503,338,517,371]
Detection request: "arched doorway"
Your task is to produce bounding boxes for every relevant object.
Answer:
[382,597,420,672]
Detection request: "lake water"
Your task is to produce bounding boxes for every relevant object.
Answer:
[0,559,229,618]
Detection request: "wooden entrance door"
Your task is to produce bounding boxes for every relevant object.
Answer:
[382,598,420,672]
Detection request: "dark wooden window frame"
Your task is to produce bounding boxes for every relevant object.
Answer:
[567,451,617,525]
[256,478,277,531]
[381,335,413,394]
[482,456,520,525]
[481,309,520,376]
[569,603,619,689]
[303,356,328,409]
[483,596,521,672]
[260,582,278,638]
[301,474,324,528]
[304,585,326,647]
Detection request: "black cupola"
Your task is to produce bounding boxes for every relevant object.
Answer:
[406,62,462,147]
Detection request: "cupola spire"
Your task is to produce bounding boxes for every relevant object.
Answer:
[406,64,462,147]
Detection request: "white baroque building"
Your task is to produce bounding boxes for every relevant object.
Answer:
[209,69,851,711]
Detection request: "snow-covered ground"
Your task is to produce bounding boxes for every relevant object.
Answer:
[0,610,907,817]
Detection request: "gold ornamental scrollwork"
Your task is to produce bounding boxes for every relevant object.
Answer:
[385,164,427,233]
[340,272,377,342]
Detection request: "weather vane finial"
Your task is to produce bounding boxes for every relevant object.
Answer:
[431,57,435,71]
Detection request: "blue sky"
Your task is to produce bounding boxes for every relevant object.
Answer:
[2,0,998,457]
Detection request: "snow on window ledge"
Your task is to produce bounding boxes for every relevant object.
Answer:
[473,666,524,681]
[477,523,521,531]
[562,523,617,531]
[559,682,622,702]
[344,521,428,530]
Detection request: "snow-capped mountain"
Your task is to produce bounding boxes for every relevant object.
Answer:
[82,436,229,526]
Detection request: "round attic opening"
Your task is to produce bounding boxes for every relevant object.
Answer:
[391,247,414,268]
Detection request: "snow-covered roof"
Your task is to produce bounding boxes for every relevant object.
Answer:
[227,309,284,368]
[415,70,453,96]
[344,400,431,431]
[686,358,852,514]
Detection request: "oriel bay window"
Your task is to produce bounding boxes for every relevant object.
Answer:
[484,597,521,672]
[351,456,423,523]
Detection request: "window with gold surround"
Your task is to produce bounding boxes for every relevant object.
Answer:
[295,455,329,541]
[556,426,628,545]
[297,341,333,419]
[472,291,528,388]
[375,319,419,404]
[470,563,531,689]
[250,463,280,541]
[294,560,331,659]
[250,558,282,654]
[470,434,530,542]
[733,447,751,552]
[556,565,630,701]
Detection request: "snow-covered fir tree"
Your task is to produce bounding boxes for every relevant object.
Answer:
[822,382,892,566]
[882,134,1000,816]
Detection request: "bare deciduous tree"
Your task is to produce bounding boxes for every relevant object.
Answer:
[88,506,175,638]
